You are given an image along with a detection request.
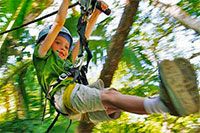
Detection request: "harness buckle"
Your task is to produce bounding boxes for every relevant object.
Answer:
[59,73,67,80]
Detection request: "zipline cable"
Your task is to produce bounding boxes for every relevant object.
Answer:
[0,1,111,36]
[0,2,79,36]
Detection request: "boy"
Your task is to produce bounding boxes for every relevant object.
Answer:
[33,0,199,123]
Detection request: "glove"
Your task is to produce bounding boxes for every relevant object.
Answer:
[96,0,111,15]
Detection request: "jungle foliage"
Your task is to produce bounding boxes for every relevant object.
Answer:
[0,0,199,132]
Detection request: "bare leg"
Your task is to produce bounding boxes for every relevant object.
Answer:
[101,89,147,114]
[100,58,200,116]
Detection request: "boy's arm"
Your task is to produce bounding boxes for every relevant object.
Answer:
[71,1,108,63]
[38,0,69,57]
[85,1,108,39]
[71,41,80,63]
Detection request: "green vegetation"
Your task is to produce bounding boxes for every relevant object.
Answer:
[0,0,199,132]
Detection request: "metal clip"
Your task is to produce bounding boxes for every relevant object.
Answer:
[59,73,68,80]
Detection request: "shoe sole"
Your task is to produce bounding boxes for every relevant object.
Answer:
[174,58,199,108]
[159,59,199,116]
[159,82,179,116]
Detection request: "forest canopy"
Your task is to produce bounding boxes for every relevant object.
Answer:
[0,0,199,132]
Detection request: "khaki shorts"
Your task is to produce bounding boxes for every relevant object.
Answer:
[70,84,113,123]
[54,79,121,123]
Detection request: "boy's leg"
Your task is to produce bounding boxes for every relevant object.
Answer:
[87,109,121,123]
[101,58,199,116]
[101,89,148,114]
[159,58,199,116]
[70,84,106,113]
[68,84,121,122]
[63,58,198,119]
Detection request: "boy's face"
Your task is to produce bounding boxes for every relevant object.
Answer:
[52,36,70,60]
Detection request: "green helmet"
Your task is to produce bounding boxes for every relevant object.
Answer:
[37,25,73,48]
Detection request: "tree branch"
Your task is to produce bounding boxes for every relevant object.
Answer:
[100,0,140,87]
[189,52,200,60]
[150,0,200,34]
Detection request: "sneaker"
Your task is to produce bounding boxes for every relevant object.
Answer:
[159,82,179,116]
[159,58,199,116]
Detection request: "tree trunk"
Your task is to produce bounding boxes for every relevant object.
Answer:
[4,84,14,119]
[17,67,30,118]
[77,0,140,132]
[100,0,140,87]
[15,85,25,119]
[151,0,200,34]
[4,86,11,114]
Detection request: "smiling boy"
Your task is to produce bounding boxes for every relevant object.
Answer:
[33,0,199,123]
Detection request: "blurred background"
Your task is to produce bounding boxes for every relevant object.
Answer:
[0,0,199,132]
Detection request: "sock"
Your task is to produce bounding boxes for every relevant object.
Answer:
[144,96,169,114]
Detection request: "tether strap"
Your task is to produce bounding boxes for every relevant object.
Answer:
[77,14,93,71]
[65,119,72,133]
[45,112,60,133]
[42,98,47,122]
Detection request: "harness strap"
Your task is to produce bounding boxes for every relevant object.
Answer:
[65,119,72,133]
[44,1,98,131]
[62,83,79,113]
[42,98,47,122]
[77,65,89,85]
[45,112,60,133]
[77,11,93,69]
[47,77,77,115]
